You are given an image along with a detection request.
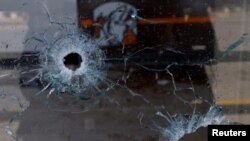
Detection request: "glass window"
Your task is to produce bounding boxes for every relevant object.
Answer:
[0,0,249,141]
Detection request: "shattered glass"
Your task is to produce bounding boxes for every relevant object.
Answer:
[0,0,250,141]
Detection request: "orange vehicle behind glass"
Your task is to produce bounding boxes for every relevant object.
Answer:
[77,0,217,65]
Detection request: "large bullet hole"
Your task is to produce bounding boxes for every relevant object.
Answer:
[63,52,83,71]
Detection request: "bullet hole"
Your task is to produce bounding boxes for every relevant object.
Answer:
[63,52,83,71]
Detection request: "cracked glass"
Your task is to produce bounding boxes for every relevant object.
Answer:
[0,0,250,141]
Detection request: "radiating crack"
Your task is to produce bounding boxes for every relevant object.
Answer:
[155,106,226,141]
